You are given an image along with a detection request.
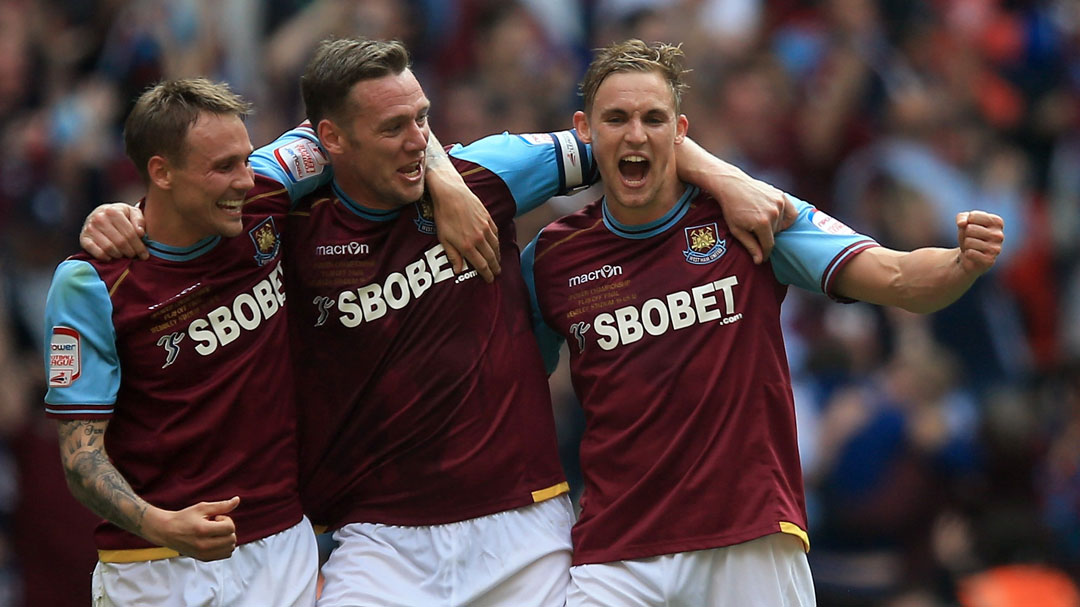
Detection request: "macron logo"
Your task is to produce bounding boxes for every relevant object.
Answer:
[315,242,370,256]
[569,264,623,288]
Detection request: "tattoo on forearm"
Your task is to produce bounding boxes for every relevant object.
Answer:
[426,134,451,169]
[57,421,149,538]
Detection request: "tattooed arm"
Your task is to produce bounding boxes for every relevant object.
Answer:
[56,418,241,561]
[426,132,501,282]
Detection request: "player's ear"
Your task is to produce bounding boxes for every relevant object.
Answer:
[674,114,688,144]
[317,119,344,155]
[147,155,172,191]
[573,111,592,143]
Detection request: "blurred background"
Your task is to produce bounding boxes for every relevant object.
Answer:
[1,0,1078,605]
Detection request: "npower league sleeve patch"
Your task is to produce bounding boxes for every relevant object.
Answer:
[810,209,857,235]
[49,326,81,387]
[518,133,553,146]
[273,138,329,183]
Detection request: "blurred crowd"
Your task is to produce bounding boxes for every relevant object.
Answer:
[1,0,1079,605]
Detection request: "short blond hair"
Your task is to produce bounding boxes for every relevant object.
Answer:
[579,39,690,114]
[123,78,251,182]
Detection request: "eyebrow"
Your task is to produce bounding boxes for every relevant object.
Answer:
[375,103,431,131]
[209,147,254,166]
[599,107,670,118]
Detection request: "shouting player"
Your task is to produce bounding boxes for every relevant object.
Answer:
[522,39,1005,607]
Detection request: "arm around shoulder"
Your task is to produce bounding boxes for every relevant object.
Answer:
[675,138,795,264]
[833,211,1004,313]
[426,132,501,282]
[81,203,147,261]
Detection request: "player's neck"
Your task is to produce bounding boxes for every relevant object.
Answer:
[333,174,399,212]
[143,191,203,249]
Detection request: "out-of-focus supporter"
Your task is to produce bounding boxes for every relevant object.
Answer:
[3,1,1079,605]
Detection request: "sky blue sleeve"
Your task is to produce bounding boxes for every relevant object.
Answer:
[521,233,564,375]
[770,195,880,295]
[249,123,333,204]
[43,260,120,411]
[449,130,596,217]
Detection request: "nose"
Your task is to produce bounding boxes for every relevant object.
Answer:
[405,122,428,152]
[235,164,255,192]
[625,118,646,145]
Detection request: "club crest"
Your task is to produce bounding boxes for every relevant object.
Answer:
[249,217,281,266]
[683,223,726,265]
[414,199,436,235]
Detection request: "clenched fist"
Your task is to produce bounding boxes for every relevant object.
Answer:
[956,211,1004,275]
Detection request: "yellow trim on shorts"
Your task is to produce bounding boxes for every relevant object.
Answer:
[312,524,328,534]
[98,546,180,563]
[531,481,570,502]
[779,521,810,552]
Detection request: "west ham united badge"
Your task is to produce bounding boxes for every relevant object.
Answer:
[683,223,726,265]
[414,199,436,235]
[249,217,281,266]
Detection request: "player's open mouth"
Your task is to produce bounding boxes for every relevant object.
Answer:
[399,161,423,180]
[217,200,243,214]
[619,155,649,186]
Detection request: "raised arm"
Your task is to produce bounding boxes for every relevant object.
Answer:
[676,138,796,264]
[833,211,1005,313]
[56,418,240,561]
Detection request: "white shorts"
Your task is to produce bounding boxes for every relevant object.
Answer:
[317,495,574,607]
[567,532,815,607]
[92,517,318,607]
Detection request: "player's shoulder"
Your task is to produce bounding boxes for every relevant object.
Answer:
[692,186,721,205]
[251,124,327,184]
[448,152,486,179]
[547,195,603,229]
[251,172,291,196]
[54,252,132,286]
[286,184,336,215]
[243,173,300,213]
[449,152,502,197]
[47,257,128,311]
[532,197,604,259]
[566,196,608,226]
[686,188,724,214]
[683,189,734,233]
